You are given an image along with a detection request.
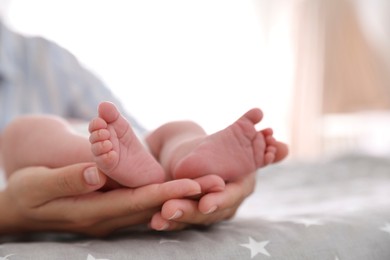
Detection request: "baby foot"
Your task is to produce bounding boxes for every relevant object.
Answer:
[172,108,277,182]
[89,102,165,187]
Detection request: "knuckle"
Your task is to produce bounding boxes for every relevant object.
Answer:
[65,212,98,228]
[56,175,81,194]
[128,200,147,213]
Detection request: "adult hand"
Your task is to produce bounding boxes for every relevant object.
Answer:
[0,163,201,237]
[149,172,256,231]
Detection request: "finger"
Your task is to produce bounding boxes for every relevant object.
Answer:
[150,212,170,231]
[15,163,107,207]
[149,212,188,231]
[23,209,156,237]
[159,199,233,226]
[184,175,226,202]
[193,175,225,193]
[197,172,256,214]
[33,178,201,221]
[126,178,201,211]
[157,173,255,226]
[82,210,157,237]
[161,199,199,221]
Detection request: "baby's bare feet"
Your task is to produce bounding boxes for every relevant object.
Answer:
[172,108,278,182]
[89,102,165,187]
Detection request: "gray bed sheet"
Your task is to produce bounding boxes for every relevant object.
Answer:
[1,154,389,260]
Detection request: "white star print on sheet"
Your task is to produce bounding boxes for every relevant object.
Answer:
[86,254,109,260]
[159,239,181,244]
[74,241,93,247]
[291,218,324,227]
[240,237,270,258]
[380,222,390,234]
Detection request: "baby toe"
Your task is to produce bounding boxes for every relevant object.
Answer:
[91,140,113,156]
[89,129,111,143]
[89,117,108,133]
[264,152,276,165]
[96,150,118,172]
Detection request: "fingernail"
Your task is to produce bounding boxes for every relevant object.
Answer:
[83,167,100,186]
[186,189,202,197]
[203,206,218,215]
[157,222,169,231]
[169,210,183,220]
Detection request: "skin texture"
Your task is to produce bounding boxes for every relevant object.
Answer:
[0,102,289,235]
[0,162,258,235]
[0,163,203,236]
[90,102,287,186]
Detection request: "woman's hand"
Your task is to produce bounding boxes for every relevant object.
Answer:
[0,163,201,237]
[149,172,256,231]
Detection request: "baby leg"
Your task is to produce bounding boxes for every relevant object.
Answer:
[2,115,92,177]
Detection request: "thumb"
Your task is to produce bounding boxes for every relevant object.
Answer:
[37,163,107,202]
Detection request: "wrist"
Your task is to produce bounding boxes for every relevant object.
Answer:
[0,190,25,234]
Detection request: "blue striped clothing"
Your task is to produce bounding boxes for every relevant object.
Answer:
[0,20,145,133]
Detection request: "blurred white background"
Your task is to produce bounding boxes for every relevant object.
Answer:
[3,0,390,160]
[3,0,294,142]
